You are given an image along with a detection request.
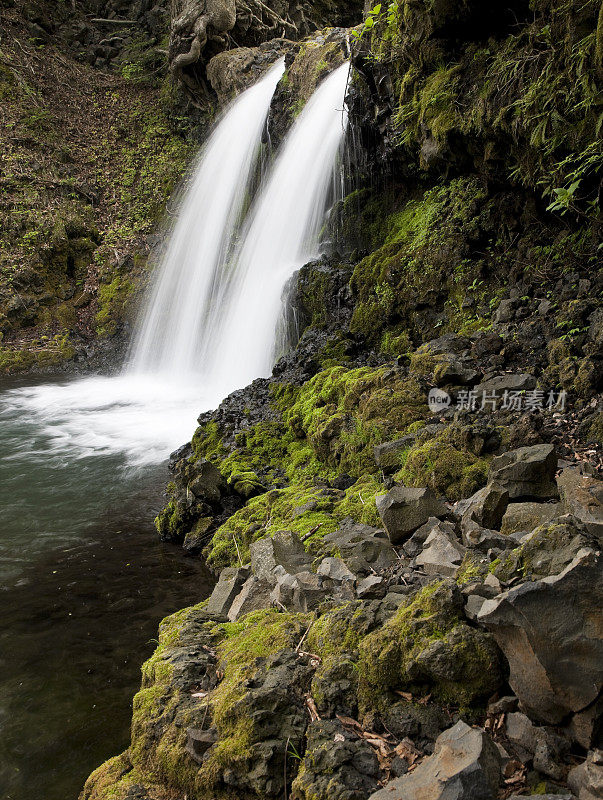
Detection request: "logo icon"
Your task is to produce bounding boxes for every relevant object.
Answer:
[428,388,451,414]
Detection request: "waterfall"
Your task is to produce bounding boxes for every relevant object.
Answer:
[1,62,350,467]
[129,59,285,375]
[131,62,349,397]
[200,63,350,396]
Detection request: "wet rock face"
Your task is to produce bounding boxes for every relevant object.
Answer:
[169,0,361,102]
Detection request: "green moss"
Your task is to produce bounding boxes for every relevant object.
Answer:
[0,333,76,375]
[358,580,502,710]
[205,483,341,569]
[588,412,603,444]
[200,609,311,785]
[282,364,428,475]
[380,329,412,357]
[349,179,490,342]
[95,275,135,337]
[306,601,374,660]
[394,428,489,502]
[205,472,386,570]
[456,552,489,585]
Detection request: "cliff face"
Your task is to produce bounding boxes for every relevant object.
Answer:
[16,0,600,798]
[0,0,202,373]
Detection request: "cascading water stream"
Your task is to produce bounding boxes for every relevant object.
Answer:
[200,62,350,396]
[130,59,285,375]
[130,61,349,399]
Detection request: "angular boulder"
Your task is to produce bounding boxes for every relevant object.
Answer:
[568,749,603,800]
[455,483,509,531]
[250,530,312,584]
[368,720,501,800]
[415,529,466,577]
[478,549,603,727]
[557,468,603,537]
[322,521,398,574]
[488,444,558,500]
[316,556,356,583]
[377,486,448,544]
[500,501,562,536]
[404,517,457,558]
[188,459,222,502]
[205,566,251,616]
[477,373,537,395]
[227,576,273,621]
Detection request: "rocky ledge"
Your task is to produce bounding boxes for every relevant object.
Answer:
[81,421,602,799]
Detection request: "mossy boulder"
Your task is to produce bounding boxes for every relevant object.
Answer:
[358,580,504,710]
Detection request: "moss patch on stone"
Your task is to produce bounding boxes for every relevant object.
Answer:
[358,580,503,711]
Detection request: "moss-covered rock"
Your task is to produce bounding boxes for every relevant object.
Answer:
[393,426,490,502]
[358,580,504,711]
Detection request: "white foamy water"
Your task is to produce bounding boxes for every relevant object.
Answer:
[0,375,221,467]
[130,59,286,375]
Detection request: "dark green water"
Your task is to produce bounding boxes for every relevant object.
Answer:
[0,376,213,799]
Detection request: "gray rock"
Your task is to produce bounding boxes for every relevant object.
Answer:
[488,444,558,500]
[368,720,501,800]
[374,436,416,472]
[478,549,603,727]
[293,720,380,800]
[501,501,563,535]
[557,468,603,537]
[269,570,298,610]
[506,711,537,758]
[508,796,573,800]
[188,459,222,502]
[322,521,398,575]
[456,483,510,531]
[205,566,250,616]
[249,530,312,584]
[419,334,471,355]
[316,556,356,583]
[292,571,331,612]
[415,529,466,577]
[404,517,457,558]
[487,696,518,715]
[182,516,213,552]
[383,700,450,747]
[568,749,603,800]
[377,486,448,544]
[463,527,515,552]
[435,356,481,387]
[565,696,603,750]
[356,574,385,599]
[185,727,218,764]
[465,593,488,620]
[494,299,515,323]
[227,576,273,621]
[477,372,537,395]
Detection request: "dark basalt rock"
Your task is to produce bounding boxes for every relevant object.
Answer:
[479,549,603,732]
[369,721,501,800]
[292,720,380,800]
